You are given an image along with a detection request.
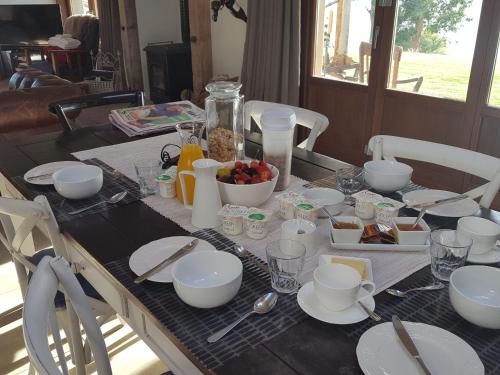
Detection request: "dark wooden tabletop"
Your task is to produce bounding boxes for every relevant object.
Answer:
[1,125,499,375]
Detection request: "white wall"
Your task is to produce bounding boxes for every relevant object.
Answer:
[210,0,247,79]
[135,0,183,98]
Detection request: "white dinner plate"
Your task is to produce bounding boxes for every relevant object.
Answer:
[297,281,375,325]
[24,161,84,185]
[402,189,480,217]
[129,236,216,283]
[357,322,484,375]
[467,244,500,264]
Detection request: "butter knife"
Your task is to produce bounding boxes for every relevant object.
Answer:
[407,194,468,209]
[392,315,432,375]
[134,239,198,284]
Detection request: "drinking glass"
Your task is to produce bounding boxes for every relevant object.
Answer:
[430,230,472,281]
[266,240,306,293]
[135,159,162,196]
[336,168,364,197]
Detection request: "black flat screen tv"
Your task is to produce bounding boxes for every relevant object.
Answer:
[0,5,63,45]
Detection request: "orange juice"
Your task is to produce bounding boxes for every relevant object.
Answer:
[176,143,204,204]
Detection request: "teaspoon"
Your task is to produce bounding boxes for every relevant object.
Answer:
[386,282,445,298]
[234,244,269,273]
[68,191,128,215]
[207,292,278,343]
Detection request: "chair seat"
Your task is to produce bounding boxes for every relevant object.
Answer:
[28,248,103,308]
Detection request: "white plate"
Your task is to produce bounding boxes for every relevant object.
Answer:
[402,189,480,217]
[467,245,500,264]
[319,255,374,282]
[330,232,429,252]
[24,161,84,185]
[297,281,375,325]
[129,236,216,283]
[357,322,484,375]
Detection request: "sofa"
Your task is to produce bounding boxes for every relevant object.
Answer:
[0,67,89,140]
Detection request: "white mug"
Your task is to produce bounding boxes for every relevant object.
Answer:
[280,219,317,258]
[313,263,375,311]
[457,216,500,255]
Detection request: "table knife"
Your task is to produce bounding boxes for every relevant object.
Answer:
[392,315,432,375]
[407,194,468,209]
[134,239,198,284]
[26,172,53,181]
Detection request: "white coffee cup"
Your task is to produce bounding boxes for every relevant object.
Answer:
[457,216,500,255]
[313,263,375,311]
[281,219,317,259]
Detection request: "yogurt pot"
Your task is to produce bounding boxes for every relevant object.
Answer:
[352,190,382,219]
[245,208,272,239]
[157,174,176,198]
[276,191,302,220]
[218,204,249,236]
[374,198,405,225]
[295,199,322,223]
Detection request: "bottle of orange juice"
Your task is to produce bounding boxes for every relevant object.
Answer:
[176,122,205,204]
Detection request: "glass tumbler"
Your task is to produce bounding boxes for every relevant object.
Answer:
[430,230,472,281]
[266,240,306,293]
[134,159,162,196]
[336,168,364,197]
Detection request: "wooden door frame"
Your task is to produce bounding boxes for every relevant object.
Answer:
[118,0,143,90]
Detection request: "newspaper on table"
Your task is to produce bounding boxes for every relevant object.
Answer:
[109,100,205,137]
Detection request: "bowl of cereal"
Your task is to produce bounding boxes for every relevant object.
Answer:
[217,160,279,207]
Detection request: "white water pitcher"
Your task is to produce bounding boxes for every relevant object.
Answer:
[179,159,223,229]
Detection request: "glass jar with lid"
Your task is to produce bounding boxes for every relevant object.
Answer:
[205,81,245,162]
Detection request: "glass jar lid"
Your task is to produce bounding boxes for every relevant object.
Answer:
[205,81,243,99]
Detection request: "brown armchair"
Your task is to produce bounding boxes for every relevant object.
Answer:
[46,14,100,77]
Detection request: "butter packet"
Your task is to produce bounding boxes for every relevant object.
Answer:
[374,198,405,225]
[245,208,273,239]
[294,199,322,223]
[276,191,303,220]
[218,205,249,236]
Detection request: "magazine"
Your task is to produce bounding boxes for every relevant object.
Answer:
[109,100,205,136]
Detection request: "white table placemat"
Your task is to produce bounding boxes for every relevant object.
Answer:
[73,134,430,294]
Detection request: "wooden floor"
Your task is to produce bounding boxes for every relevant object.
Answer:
[0,245,169,375]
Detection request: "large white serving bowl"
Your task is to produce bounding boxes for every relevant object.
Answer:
[303,188,345,215]
[52,165,103,199]
[364,160,413,193]
[217,160,279,207]
[172,251,243,308]
[450,265,500,329]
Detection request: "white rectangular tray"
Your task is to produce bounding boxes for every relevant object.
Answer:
[329,233,430,252]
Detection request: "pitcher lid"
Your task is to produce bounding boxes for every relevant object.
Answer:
[261,107,296,131]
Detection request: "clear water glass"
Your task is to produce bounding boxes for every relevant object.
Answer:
[134,159,162,196]
[336,168,364,197]
[266,240,306,294]
[430,230,472,281]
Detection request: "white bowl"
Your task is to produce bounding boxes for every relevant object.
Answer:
[217,161,279,207]
[303,188,345,215]
[392,217,431,245]
[330,216,364,244]
[450,265,500,329]
[172,251,243,309]
[52,165,103,199]
[364,160,413,193]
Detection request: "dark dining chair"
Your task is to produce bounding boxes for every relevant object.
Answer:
[49,90,145,131]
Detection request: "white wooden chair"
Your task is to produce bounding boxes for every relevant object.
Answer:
[244,100,329,151]
[367,135,500,208]
[0,195,113,374]
[23,255,112,375]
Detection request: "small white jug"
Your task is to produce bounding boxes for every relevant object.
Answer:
[179,159,223,229]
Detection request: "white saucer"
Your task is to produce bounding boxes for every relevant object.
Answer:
[297,281,376,324]
[129,236,216,283]
[468,246,500,264]
[402,189,480,217]
[357,322,484,375]
[24,161,84,185]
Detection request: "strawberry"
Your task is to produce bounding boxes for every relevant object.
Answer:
[251,176,263,184]
[250,160,259,169]
[235,161,243,169]
[257,166,272,181]
[259,160,267,167]
[240,172,252,182]
[235,179,245,185]
[241,163,249,170]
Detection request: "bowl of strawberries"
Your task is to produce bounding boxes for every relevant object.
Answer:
[216,160,279,207]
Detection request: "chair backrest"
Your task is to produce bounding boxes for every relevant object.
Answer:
[23,256,112,375]
[244,100,329,151]
[48,90,145,131]
[367,135,500,208]
[0,195,68,296]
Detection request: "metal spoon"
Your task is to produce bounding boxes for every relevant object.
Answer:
[386,282,445,298]
[234,244,269,273]
[68,191,128,215]
[322,207,338,226]
[410,208,427,229]
[207,292,278,343]
[358,301,382,322]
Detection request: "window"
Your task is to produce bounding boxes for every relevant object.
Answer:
[389,0,483,100]
[313,0,376,84]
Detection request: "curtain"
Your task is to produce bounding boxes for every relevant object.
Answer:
[241,0,301,105]
[97,0,123,54]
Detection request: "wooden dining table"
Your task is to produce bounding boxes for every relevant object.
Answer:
[1,124,499,375]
